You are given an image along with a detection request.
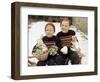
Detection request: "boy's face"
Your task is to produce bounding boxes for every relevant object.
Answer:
[45,25,54,37]
[60,20,70,33]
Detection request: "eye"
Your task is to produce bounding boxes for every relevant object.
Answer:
[65,25,67,27]
[61,24,64,27]
[46,29,48,31]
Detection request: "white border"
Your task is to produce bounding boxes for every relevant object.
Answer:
[20,7,95,75]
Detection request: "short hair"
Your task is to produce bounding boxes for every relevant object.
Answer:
[45,23,55,32]
[60,17,72,26]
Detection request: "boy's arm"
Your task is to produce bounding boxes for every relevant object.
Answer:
[56,34,62,50]
[56,34,68,55]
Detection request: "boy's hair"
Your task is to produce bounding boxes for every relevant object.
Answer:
[45,23,55,32]
[60,17,72,26]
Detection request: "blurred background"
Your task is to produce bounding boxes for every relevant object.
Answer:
[28,15,88,34]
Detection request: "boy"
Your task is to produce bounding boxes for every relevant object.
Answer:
[56,18,80,65]
[36,23,59,66]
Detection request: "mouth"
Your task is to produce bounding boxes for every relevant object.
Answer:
[62,28,67,30]
[62,28,68,31]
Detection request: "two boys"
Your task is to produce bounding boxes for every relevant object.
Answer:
[32,18,81,66]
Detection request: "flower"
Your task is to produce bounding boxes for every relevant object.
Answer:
[48,46,58,56]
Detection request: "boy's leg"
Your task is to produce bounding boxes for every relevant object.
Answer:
[47,56,56,65]
[68,50,80,64]
[64,57,70,65]
[47,59,56,65]
[55,54,66,65]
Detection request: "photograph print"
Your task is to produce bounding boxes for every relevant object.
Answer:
[28,15,88,66]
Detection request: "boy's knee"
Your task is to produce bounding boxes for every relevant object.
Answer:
[70,51,81,64]
[55,55,65,65]
[48,59,55,65]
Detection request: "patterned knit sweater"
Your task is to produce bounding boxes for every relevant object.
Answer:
[42,36,59,49]
[56,30,75,49]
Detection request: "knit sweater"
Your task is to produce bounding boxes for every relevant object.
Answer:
[56,30,75,48]
[42,36,59,49]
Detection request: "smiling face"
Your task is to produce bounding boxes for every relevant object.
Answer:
[45,24,55,37]
[60,20,70,33]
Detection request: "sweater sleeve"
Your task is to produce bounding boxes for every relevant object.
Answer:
[70,30,76,35]
[56,34,62,50]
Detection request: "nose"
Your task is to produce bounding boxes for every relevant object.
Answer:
[61,27,66,29]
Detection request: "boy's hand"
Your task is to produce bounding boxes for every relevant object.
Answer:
[60,46,68,54]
